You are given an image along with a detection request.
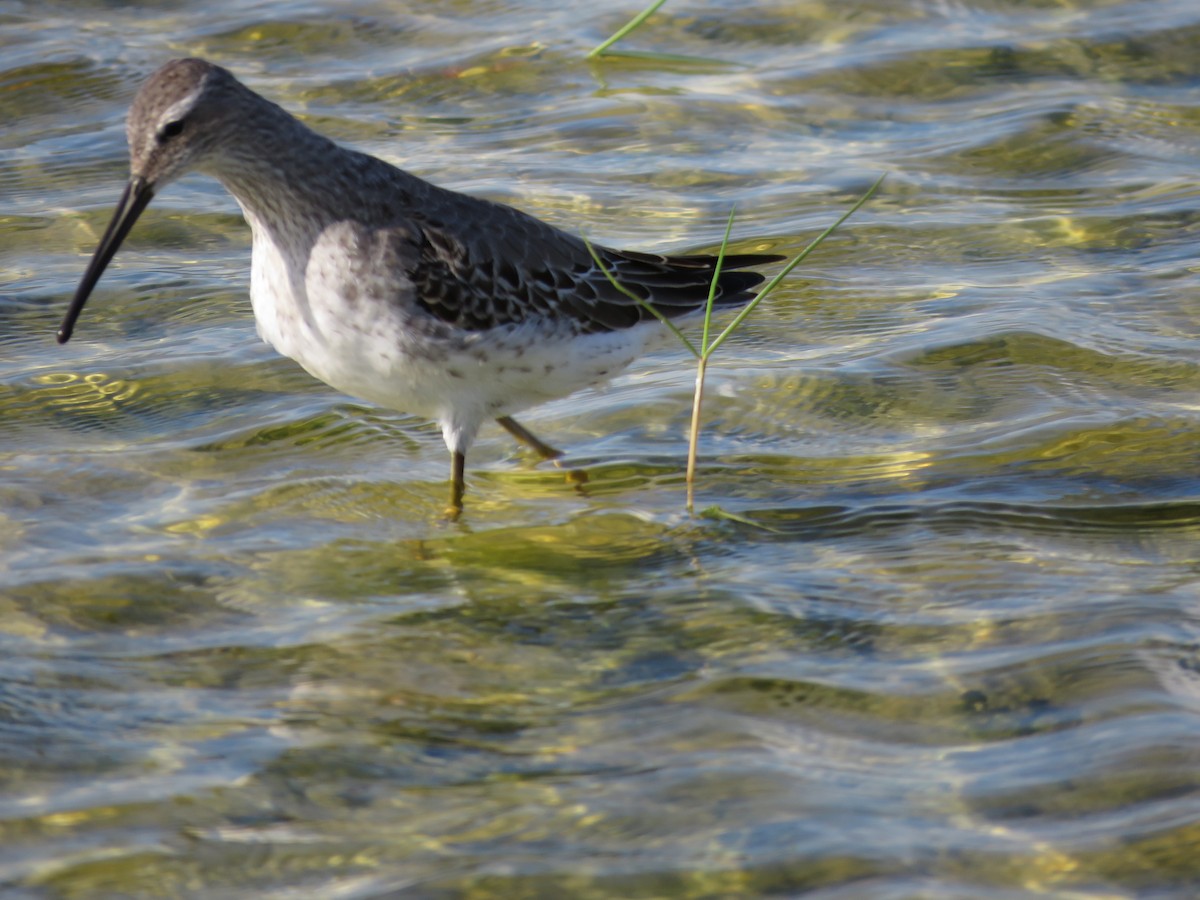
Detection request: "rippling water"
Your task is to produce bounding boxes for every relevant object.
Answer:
[3,0,1200,896]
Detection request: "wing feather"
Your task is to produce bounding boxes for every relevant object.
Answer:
[408,185,783,334]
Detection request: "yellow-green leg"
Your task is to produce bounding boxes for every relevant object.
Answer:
[497,415,588,493]
[496,415,563,460]
[446,450,466,518]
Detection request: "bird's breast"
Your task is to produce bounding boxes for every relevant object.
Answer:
[245,222,449,417]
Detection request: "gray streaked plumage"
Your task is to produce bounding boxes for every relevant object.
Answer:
[59,57,781,513]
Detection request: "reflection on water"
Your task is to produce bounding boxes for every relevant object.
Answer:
[2,0,1200,896]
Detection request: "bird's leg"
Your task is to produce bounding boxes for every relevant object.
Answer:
[497,415,588,493]
[446,450,466,518]
[496,415,563,460]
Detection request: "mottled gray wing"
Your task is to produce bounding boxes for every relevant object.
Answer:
[410,189,782,334]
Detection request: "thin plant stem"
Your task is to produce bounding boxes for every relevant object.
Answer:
[685,354,708,514]
[588,0,670,59]
[685,207,736,513]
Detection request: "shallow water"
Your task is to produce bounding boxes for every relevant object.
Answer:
[3,0,1200,897]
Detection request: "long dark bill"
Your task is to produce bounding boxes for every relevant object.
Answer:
[56,176,155,344]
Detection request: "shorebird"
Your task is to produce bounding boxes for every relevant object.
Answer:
[58,58,780,513]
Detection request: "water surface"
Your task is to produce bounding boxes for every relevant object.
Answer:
[2,0,1200,896]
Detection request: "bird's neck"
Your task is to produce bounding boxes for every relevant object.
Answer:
[203,108,404,244]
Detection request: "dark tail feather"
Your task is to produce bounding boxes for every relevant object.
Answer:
[610,249,784,312]
[575,246,783,331]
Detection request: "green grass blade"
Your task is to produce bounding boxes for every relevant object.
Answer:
[706,172,886,356]
[586,49,741,67]
[582,236,700,358]
[588,0,670,59]
[699,506,784,533]
[701,207,737,357]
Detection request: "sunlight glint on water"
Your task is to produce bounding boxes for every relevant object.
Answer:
[1,0,1199,896]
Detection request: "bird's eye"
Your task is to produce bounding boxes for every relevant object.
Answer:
[158,120,185,142]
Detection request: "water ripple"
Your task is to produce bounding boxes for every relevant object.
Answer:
[2,0,1199,896]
